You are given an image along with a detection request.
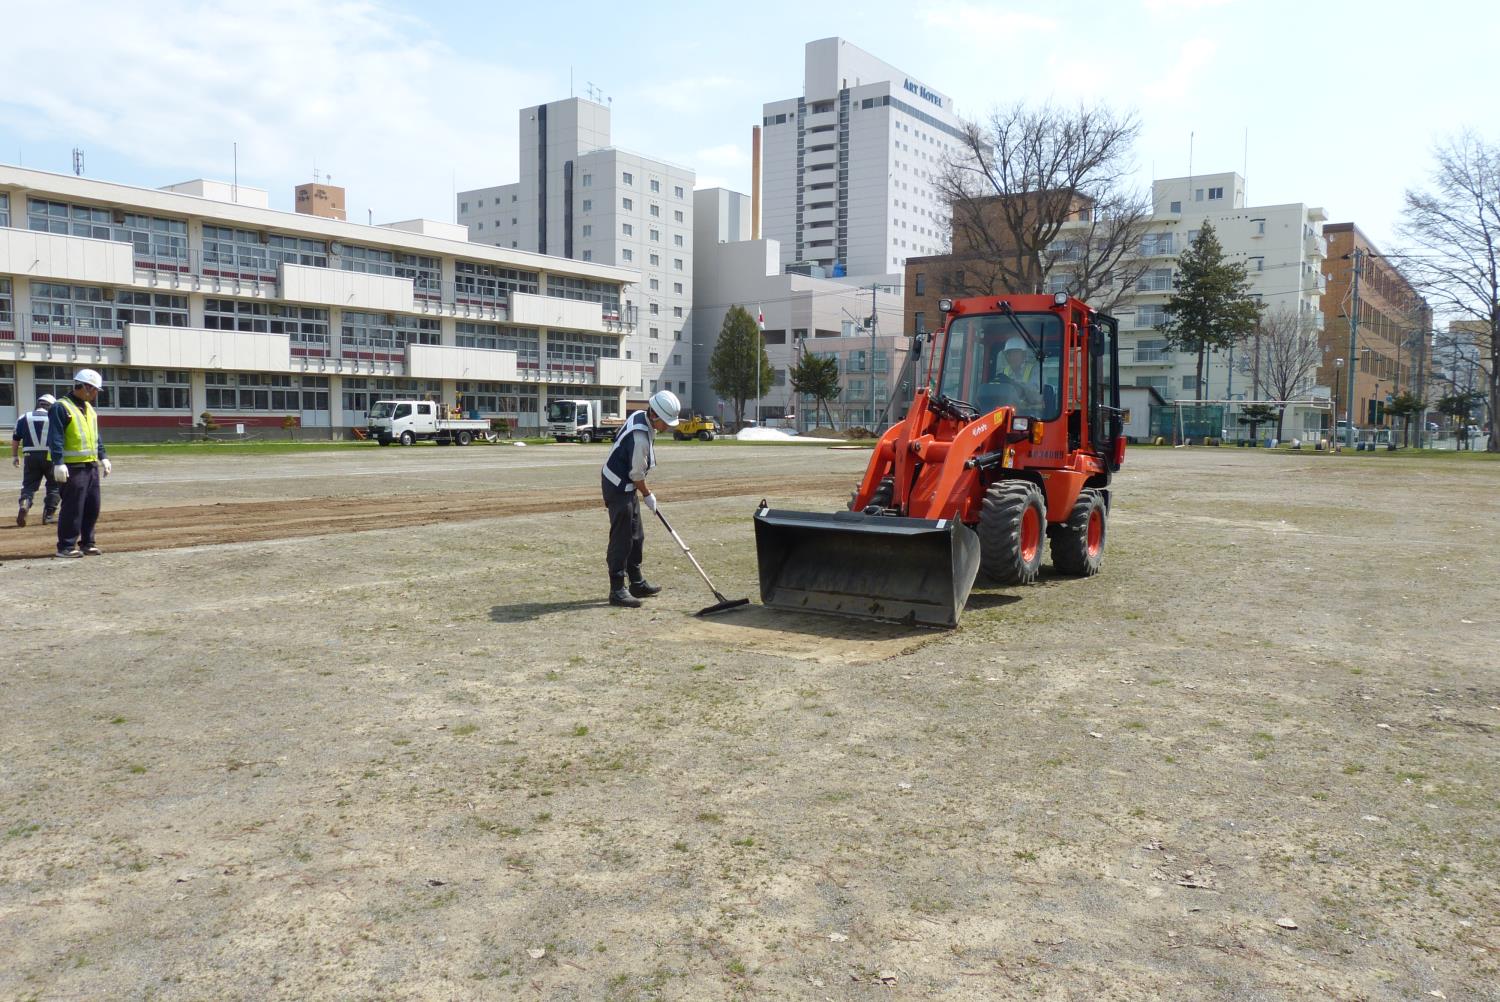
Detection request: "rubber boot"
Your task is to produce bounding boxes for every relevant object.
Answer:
[609,576,642,608]
[16,503,27,527]
[628,574,662,598]
[42,504,58,525]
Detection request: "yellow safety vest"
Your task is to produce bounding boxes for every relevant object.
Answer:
[58,397,99,462]
[1000,359,1036,382]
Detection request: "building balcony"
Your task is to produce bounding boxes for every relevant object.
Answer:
[510,291,613,335]
[1,317,127,365]
[1122,347,1175,366]
[279,262,416,313]
[125,322,291,372]
[0,227,136,286]
[802,203,837,226]
[803,146,837,170]
[406,342,518,381]
[804,109,837,132]
[1305,233,1328,259]
[597,356,641,387]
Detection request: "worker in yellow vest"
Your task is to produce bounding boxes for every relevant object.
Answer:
[47,369,112,558]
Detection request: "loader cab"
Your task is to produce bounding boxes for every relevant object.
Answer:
[937,310,1063,421]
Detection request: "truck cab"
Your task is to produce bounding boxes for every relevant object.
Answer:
[548,399,622,443]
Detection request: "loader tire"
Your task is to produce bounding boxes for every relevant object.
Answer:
[978,480,1045,585]
[1049,490,1106,576]
[848,476,895,512]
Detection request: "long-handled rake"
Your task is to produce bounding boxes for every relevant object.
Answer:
[652,505,750,617]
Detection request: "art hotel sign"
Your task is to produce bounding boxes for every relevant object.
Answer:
[903,78,943,108]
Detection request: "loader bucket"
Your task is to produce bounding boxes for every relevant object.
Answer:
[753,506,982,628]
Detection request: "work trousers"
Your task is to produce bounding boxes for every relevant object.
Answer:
[604,489,645,585]
[57,462,101,551]
[19,454,60,512]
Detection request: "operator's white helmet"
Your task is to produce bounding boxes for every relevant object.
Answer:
[73,368,104,389]
[649,389,681,427]
[1003,336,1028,353]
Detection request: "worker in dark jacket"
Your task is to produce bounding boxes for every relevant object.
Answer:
[47,369,111,558]
[600,390,680,607]
[12,393,60,526]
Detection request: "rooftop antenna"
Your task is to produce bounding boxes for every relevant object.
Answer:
[71,148,84,176]
[232,142,238,203]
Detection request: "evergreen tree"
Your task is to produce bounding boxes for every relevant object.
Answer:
[789,352,842,429]
[707,306,775,427]
[1158,222,1263,401]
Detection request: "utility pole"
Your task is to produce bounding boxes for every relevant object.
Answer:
[1415,326,1429,448]
[1346,248,1363,436]
[869,282,878,431]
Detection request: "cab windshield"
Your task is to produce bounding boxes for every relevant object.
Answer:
[546,401,577,423]
[368,402,394,420]
[936,312,1063,421]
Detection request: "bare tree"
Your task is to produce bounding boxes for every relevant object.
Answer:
[1399,131,1500,451]
[1250,307,1324,440]
[934,102,1154,314]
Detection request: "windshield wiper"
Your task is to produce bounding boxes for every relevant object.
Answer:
[997,302,1045,361]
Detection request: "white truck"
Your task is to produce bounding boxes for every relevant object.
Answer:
[547,399,626,443]
[367,399,491,446]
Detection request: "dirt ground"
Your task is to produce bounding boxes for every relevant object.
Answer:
[2,443,1497,1000]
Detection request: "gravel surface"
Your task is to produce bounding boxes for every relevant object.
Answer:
[2,444,1496,1000]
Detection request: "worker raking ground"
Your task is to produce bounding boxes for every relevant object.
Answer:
[600,389,680,608]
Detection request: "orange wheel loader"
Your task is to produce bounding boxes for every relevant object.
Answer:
[754,293,1126,627]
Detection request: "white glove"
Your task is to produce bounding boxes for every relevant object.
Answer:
[101,458,112,477]
[642,493,658,513]
[53,464,69,484]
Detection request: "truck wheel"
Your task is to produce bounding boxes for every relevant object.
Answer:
[1050,490,1106,576]
[457,430,473,446]
[848,476,895,512]
[699,430,713,441]
[399,431,415,446]
[579,430,593,444]
[978,481,1046,585]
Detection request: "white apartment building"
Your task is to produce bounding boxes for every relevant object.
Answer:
[761,37,964,279]
[692,188,905,428]
[1105,172,1329,439]
[458,98,694,404]
[0,165,640,437]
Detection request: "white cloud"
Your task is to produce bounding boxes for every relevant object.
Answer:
[694,144,750,170]
[1141,38,1218,102]
[923,4,1057,35]
[0,0,547,221]
[1143,0,1235,11]
[634,75,744,114]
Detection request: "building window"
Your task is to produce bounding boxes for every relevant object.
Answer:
[649,352,659,364]
[649,278,659,290]
[546,275,623,317]
[649,204,660,217]
[674,186,684,199]
[673,234,683,247]
[673,306,683,318]
[674,210,684,223]
[582,224,592,237]
[582,250,592,261]
[914,311,925,332]
[914,273,925,295]
[0,192,8,228]
[460,202,469,213]
[650,326,660,338]
[1253,218,1266,235]
[649,303,659,315]
[673,282,682,294]
[113,291,189,328]
[28,283,119,337]
[622,171,634,186]
[649,253,660,266]
[1170,200,1182,213]
[475,222,485,231]
[622,223,633,236]
[582,174,592,187]
[622,197,633,211]
[622,249,633,262]
[582,199,592,212]
[453,261,539,303]
[672,354,681,366]
[650,179,660,193]
[1208,186,1224,200]
[204,299,330,349]
[673,258,683,270]
[649,228,660,241]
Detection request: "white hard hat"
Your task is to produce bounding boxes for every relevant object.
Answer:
[648,389,681,427]
[73,368,104,389]
[37,393,56,406]
[1004,336,1028,353]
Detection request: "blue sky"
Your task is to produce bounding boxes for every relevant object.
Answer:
[2,0,1493,250]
